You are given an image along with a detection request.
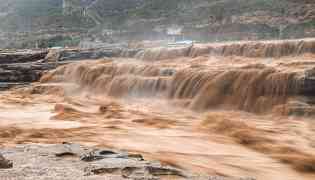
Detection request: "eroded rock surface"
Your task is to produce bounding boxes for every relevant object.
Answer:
[0,49,85,88]
[0,50,55,86]
[44,48,143,62]
[0,50,48,64]
[0,153,12,169]
[0,143,218,180]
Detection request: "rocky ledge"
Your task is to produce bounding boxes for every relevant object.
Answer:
[0,143,232,180]
[0,47,139,87]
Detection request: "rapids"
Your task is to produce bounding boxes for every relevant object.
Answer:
[2,39,315,179]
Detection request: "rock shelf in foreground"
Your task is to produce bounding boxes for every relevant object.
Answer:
[0,143,239,180]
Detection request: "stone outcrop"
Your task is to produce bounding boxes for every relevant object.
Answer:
[0,143,217,180]
[0,153,12,169]
[44,47,143,62]
[0,50,54,87]
[57,48,122,61]
[0,50,48,64]
[0,47,141,86]
[302,67,315,96]
[0,62,55,83]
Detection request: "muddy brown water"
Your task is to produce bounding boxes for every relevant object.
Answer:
[1,52,315,179]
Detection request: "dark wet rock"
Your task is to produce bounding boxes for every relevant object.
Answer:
[0,82,28,90]
[302,67,315,96]
[80,149,144,162]
[0,62,57,83]
[81,150,120,162]
[0,64,41,82]
[0,50,58,85]
[0,153,12,169]
[160,68,176,76]
[127,153,145,161]
[58,48,122,61]
[0,51,48,64]
[0,47,155,85]
[44,48,143,62]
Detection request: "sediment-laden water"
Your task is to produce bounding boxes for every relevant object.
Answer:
[2,40,315,179]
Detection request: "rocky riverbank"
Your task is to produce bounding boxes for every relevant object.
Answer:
[0,47,138,88]
[0,143,226,180]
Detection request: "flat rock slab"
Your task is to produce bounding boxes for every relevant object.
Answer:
[0,143,229,180]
